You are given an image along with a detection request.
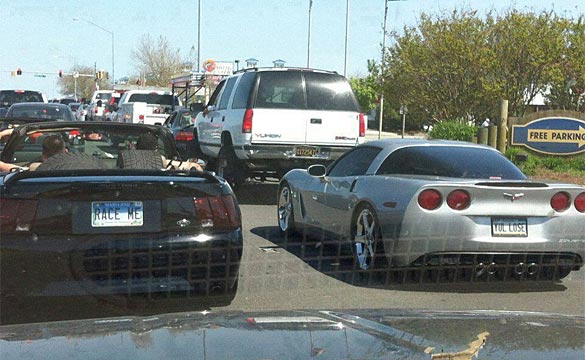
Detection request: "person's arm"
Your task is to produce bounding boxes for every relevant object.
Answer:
[0,161,21,172]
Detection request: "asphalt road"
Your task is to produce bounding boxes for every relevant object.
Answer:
[221,181,585,316]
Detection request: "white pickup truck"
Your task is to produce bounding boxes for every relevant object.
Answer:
[115,90,182,125]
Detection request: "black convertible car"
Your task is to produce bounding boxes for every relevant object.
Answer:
[0,122,242,324]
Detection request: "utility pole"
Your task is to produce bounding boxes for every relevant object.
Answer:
[307,0,313,68]
[378,0,389,139]
[344,0,350,77]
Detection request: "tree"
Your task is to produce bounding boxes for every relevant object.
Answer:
[373,9,578,126]
[132,35,186,87]
[58,65,109,101]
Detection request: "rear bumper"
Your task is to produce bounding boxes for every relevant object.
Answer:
[1,229,242,305]
[235,143,356,172]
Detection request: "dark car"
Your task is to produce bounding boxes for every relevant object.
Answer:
[6,103,75,121]
[163,108,197,159]
[0,122,242,325]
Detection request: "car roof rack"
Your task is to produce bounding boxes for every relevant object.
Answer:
[233,67,338,75]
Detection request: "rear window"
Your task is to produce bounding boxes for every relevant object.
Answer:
[376,146,527,180]
[95,93,112,101]
[127,94,178,105]
[8,105,74,121]
[254,72,305,109]
[305,72,359,111]
[0,90,44,107]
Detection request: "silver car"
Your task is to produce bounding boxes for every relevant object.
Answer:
[278,139,585,281]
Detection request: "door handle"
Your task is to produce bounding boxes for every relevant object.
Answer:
[222,116,225,122]
[210,117,214,122]
[310,118,322,124]
[311,195,318,200]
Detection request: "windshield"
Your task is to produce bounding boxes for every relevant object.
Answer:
[1,2,584,359]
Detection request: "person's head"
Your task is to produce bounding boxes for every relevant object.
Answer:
[42,135,66,160]
[136,133,159,150]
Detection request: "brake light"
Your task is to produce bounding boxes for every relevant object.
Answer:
[0,199,38,232]
[175,131,194,141]
[574,192,585,213]
[417,189,442,210]
[242,109,253,133]
[446,190,471,210]
[359,113,365,137]
[138,114,144,120]
[193,195,240,230]
[104,109,110,114]
[94,108,98,113]
[550,192,570,212]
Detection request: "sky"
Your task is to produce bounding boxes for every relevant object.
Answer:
[0,0,583,99]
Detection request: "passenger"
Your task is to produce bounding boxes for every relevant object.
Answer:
[135,133,203,171]
[0,160,20,172]
[28,135,67,171]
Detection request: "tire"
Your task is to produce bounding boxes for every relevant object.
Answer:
[117,150,164,169]
[216,146,246,188]
[191,129,204,159]
[351,204,386,271]
[36,152,107,171]
[277,184,296,235]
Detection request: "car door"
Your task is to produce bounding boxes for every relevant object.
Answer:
[320,146,382,235]
[164,112,178,134]
[197,80,225,157]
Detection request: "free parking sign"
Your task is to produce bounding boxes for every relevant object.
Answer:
[511,117,585,155]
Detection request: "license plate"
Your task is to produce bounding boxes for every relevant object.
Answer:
[92,201,143,227]
[491,218,527,237]
[295,146,319,157]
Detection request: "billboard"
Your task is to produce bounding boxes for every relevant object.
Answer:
[511,117,585,155]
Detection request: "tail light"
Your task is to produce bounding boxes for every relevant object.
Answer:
[358,113,365,137]
[194,195,240,230]
[574,192,585,213]
[138,114,144,120]
[69,130,81,140]
[175,131,194,141]
[94,108,98,113]
[417,189,442,210]
[104,109,110,114]
[0,199,38,232]
[242,109,253,133]
[447,190,471,210]
[550,192,570,212]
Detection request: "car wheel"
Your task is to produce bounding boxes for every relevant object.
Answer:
[216,146,246,188]
[351,204,385,271]
[277,184,295,235]
[191,129,205,159]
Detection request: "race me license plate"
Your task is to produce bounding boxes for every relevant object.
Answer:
[295,146,319,157]
[92,201,143,227]
[491,218,527,237]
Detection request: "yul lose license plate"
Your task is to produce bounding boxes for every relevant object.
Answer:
[92,201,143,227]
[491,218,528,237]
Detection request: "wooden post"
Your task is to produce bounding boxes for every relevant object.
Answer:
[478,127,488,144]
[488,125,497,148]
[497,99,508,152]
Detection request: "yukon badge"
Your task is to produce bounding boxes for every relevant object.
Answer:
[503,192,524,202]
[177,219,192,227]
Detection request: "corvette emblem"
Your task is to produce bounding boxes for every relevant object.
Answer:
[503,192,525,202]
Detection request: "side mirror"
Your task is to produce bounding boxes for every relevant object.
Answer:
[307,164,327,177]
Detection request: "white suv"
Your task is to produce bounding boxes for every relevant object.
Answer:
[195,68,365,186]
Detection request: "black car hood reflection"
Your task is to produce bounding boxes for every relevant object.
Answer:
[1,309,583,359]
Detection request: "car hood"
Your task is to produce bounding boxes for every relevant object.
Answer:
[1,309,583,359]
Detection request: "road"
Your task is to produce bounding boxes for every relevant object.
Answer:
[221,181,585,316]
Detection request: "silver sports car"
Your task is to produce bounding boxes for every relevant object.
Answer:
[277,139,585,281]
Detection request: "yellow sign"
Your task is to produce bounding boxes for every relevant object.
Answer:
[527,127,585,147]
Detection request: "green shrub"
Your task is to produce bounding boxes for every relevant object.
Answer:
[428,120,477,141]
[540,156,564,170]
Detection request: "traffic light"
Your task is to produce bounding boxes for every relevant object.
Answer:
[59,70,63,78]
[96,70,104,80]
[105,72,109,80]
[16,68,22,75]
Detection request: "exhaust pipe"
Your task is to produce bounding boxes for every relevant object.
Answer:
[514,262,527,275]
[474,262,486,277]
[527,262,539,275]
[487,262,498,275]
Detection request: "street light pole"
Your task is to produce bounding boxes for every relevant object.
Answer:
[307,0,313,68]
[73,18,114,88]
[197,0,201,72]
[344,0,350,77]
[378,0,389,139]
